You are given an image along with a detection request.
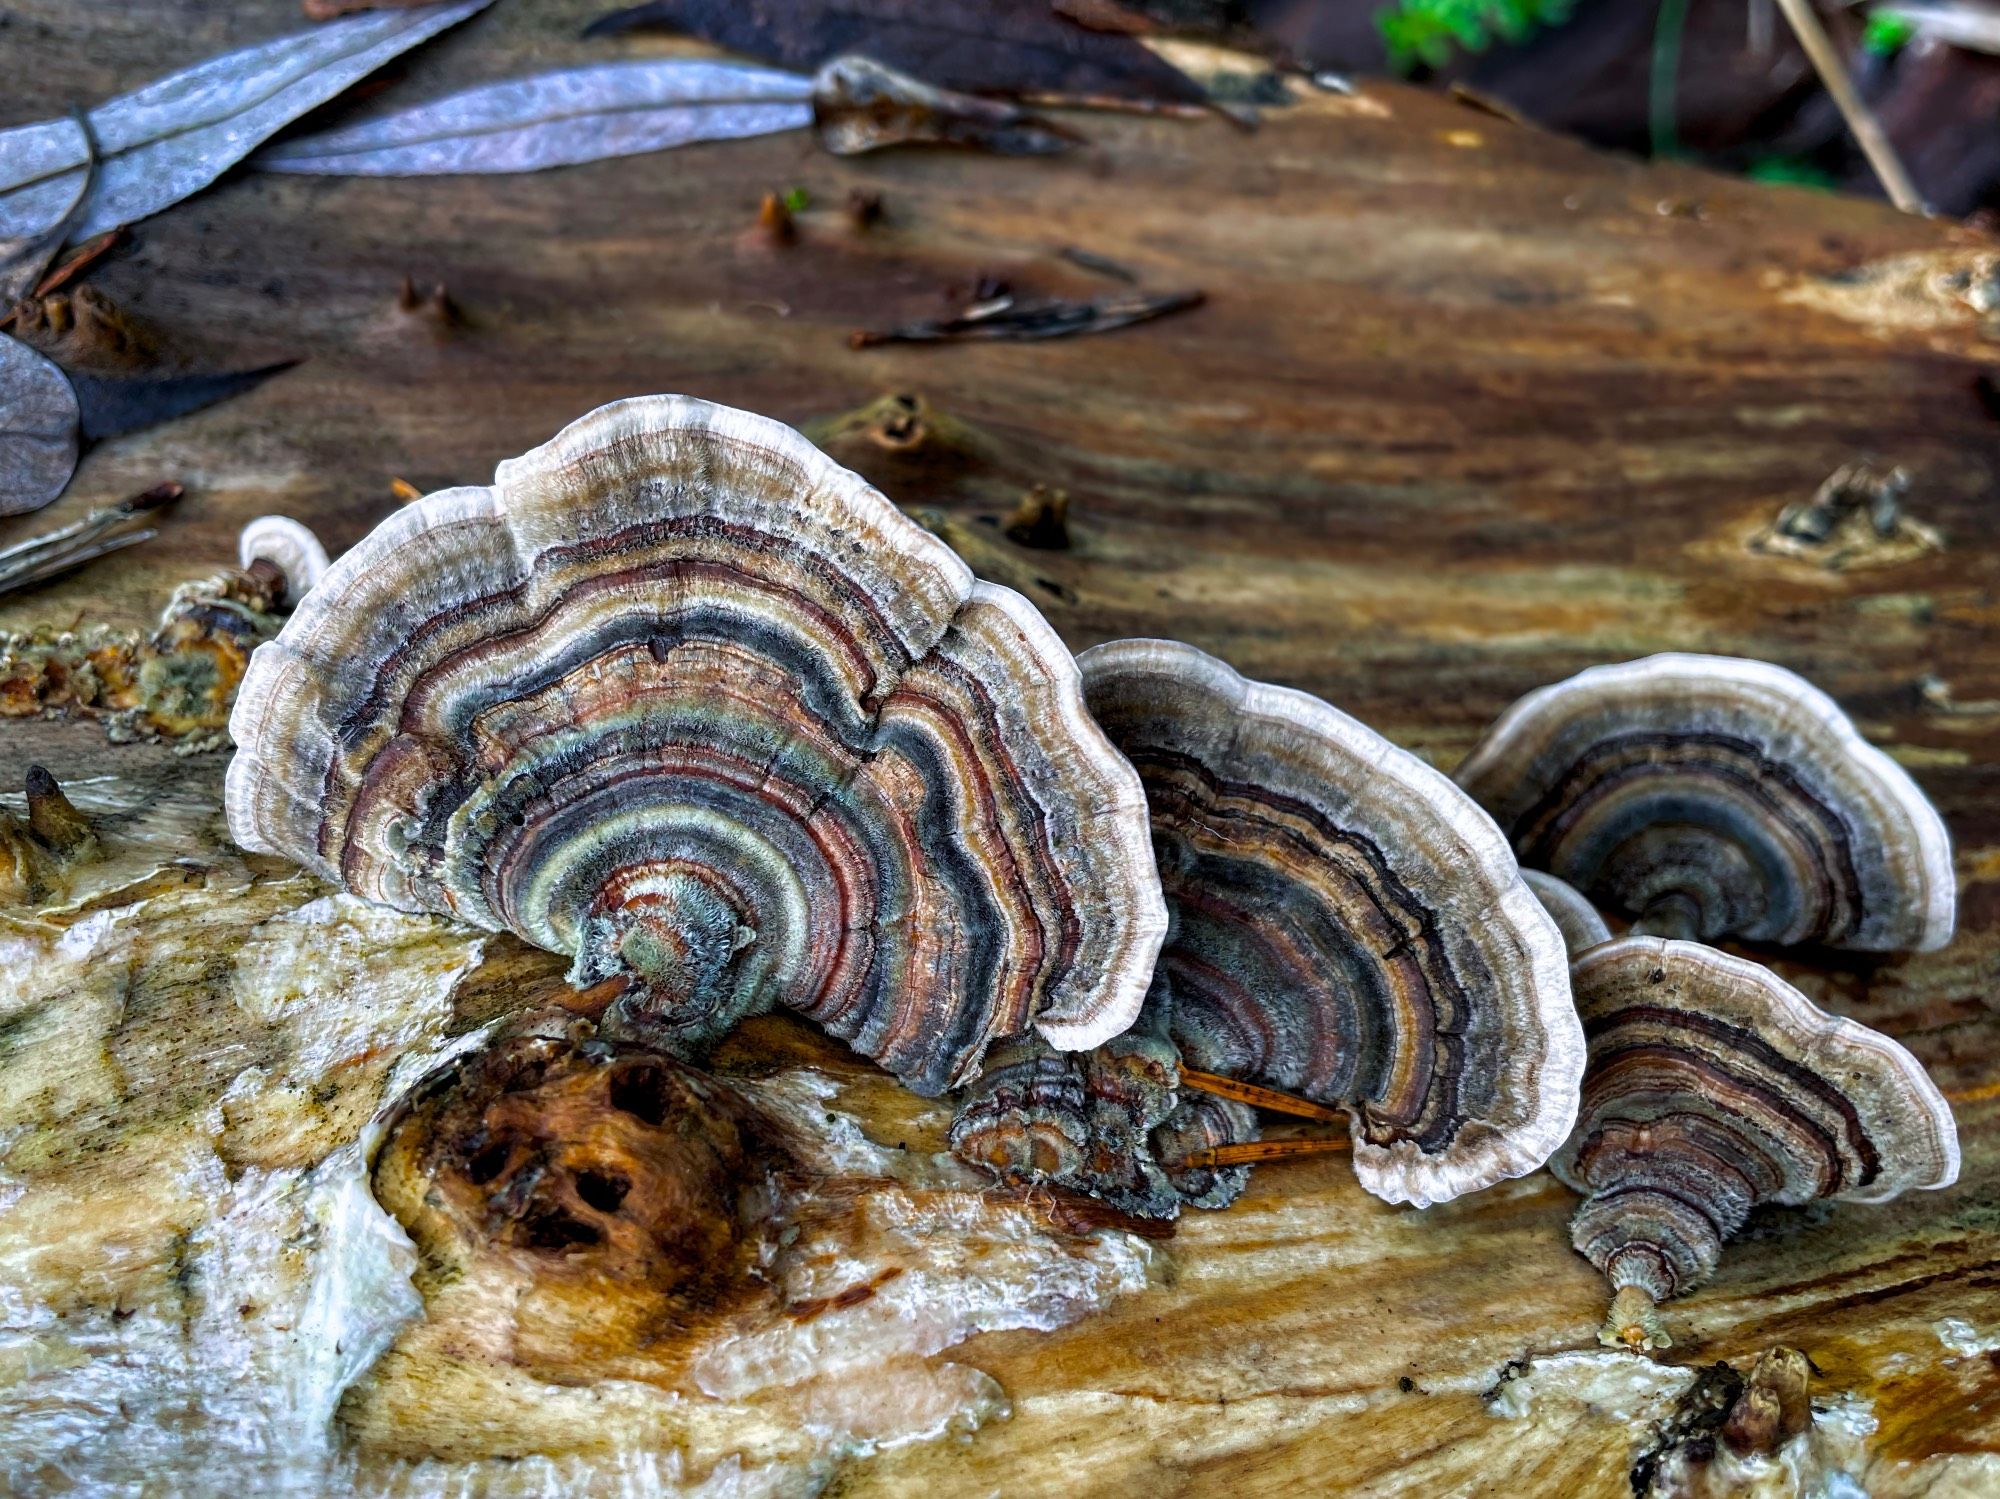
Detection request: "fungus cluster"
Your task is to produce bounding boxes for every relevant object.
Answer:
[1460,655,1961,1348]
[956,639,1583,1213]
[223,397,1962,1359]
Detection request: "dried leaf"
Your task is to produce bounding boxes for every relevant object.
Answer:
[255,59,811,176]
[0,116,94,304]
[0,1,492,246]
[851,288,1203,347]
[812,56,1080,156]
[69,361,296,445]
[581,0,1206,104]
[0,334,81,517]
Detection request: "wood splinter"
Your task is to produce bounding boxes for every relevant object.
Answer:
[24,765,97,862]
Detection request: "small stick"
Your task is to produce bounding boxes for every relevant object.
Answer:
[0,481,181,599]
[1773,0,1925,214]
[1178,1136,1351,1170]
[1177,1068,1347,1123]
[30,227,124,300]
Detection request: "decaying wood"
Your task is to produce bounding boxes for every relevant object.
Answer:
[1,1,1998,1495]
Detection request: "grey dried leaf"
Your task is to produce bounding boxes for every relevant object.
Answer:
[0,334,81,517]
[0,116,94,305]
[811,56,1081,158]
[0,1,492,246]
[254,59,812,176]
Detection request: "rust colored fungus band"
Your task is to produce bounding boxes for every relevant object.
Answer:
[951,639,1580,1213]
[225,397,1166,1094]
[1552,937,1959,1332]
[1455,654,1955,952]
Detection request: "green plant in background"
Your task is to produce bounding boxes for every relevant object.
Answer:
[1860,10,1916,56]
[1377,0,1579,73]
[1746,155,1839,190]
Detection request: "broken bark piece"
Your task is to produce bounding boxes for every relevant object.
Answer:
[23,764,98,862]
[754,190,798,246]
[1003,484,1071,548]
[812,56,1081,157]
[1720,1347,1813,1457]
[1749,459,1943,571]
[852,288,1204,347]
[8,285,163,373]
[0,480,181,598]
[394,274,462,327]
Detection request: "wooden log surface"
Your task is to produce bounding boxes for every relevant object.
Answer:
[3,2,1999,1494]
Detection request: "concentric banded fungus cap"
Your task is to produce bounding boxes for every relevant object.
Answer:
[238,515,331,606]
[1077,639,1583,1208]
[1522,870,1612,958]
[1553,936,1959,1350]
[1455,654,1955,952]
[225,396,1166,1094]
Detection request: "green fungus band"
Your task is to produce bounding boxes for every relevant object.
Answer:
[1552,937,1960,1307]
[224,396,1166,1095]
[1454,654,1956,952]
[1064,639,1579,1210]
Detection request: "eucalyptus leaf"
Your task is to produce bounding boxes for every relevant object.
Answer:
[0,116,94,304]
[254,59,812,175]
[0,334,81,517]
[0,0,493,246]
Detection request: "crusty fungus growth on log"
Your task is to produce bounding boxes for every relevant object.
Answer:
[1552,936,1959,1353]
[224,395,1165,1094]
[1455,654,1955,952]
[956,639,1582,1213]
[0,514,326,748]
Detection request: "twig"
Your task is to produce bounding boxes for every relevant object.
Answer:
[1773,0,1926,213]
[0,482,182,599]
